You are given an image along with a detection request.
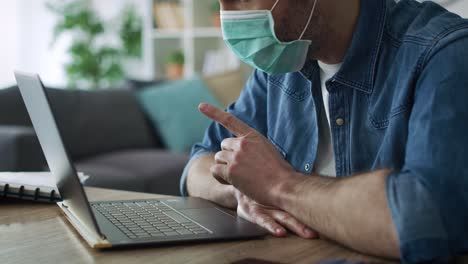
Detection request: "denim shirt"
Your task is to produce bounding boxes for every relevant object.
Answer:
[180,0,468,262]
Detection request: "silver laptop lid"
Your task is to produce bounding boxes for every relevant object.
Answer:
[14,71,103,238]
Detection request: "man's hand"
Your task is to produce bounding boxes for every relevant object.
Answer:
[199,103,400,258]
[232,188,318,239]
[199,103,296,206]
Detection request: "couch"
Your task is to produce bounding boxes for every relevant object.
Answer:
[0,85,189,196]
[0,71,245,196]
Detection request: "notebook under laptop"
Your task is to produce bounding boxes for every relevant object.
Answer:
[14,71,267,249]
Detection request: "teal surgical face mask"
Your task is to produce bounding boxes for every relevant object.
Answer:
[221,0,318,75]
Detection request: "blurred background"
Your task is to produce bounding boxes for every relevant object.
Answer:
[0,0,248,89]
[0,0,466,197]
[0,0,466,88]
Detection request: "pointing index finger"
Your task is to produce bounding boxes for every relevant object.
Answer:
[199,103,253,137]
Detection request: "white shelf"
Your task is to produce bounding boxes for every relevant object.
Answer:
[191,27,222,38]
[151,27,222,39]
[151,29,184,39]
[144,0,238,79]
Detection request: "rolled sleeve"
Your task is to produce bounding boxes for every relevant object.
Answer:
[180,70,269,196]
[386,35,468,263]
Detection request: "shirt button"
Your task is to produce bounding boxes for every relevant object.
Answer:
[305,163,311,171]
[336,118,345,126]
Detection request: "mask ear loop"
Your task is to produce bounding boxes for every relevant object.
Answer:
[271,0,280,12]
[299,0,318,40]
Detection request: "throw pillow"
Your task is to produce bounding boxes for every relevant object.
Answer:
[137,77,223,153]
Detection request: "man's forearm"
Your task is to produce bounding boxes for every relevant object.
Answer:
[186,154,237,209]
[274,170,400,259]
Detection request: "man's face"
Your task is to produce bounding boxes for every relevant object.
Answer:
[220,0,276,11]
[219,0,321,43]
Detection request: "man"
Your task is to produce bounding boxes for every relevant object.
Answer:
[181,0,468,263]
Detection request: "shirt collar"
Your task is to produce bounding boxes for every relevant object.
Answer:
[301,0,388,94]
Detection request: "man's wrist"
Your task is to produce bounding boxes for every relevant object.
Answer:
[272,171,339,210]
[214,184,238,209]
[271,170,308,210]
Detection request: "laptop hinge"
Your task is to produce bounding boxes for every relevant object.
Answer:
[58,202,112,249]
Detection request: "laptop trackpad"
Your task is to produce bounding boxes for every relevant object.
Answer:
[182,208,267,237]
[180,208,241,232]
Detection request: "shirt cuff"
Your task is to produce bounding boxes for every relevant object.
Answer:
[386,171,451,263]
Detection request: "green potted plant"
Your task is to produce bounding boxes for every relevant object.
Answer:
[210,1,221,28]
[165,51,185,80]
[47,0,123,89]
[47,0,142,89]
[120,5,143,58]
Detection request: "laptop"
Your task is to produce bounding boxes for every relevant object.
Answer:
[14,71,267,249]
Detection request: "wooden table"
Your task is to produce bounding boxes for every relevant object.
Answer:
[0,187,398,264]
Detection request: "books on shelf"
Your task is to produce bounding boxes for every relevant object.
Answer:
[153,2,184,30]
[0,172,89,203]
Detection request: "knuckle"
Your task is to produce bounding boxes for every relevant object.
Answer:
[238,138,249,150]
[223,173,231,183]
[232,152,242,162]
[211,165,221,176]
[250,206,261,216]
[228,164,241,180]
[250,203,265,214]
[278,212,291,223]
[256,216,269,227]
[221,138,232,149]
[223,170,233,184]
[220,139,227,149]
[228,163,239,175]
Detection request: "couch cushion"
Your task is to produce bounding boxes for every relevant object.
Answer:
[46,88,160,160]
[0,126,46,171]
[0,86,160,160]
[75,149,189,195]
[0,86,33,126]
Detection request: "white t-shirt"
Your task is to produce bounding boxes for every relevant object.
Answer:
[314,61,342,177]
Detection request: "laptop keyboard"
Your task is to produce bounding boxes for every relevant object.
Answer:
[93,201,210,239]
